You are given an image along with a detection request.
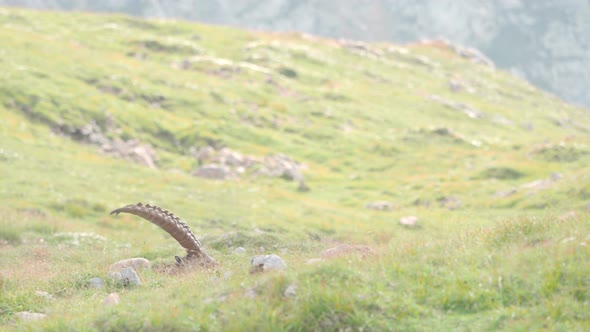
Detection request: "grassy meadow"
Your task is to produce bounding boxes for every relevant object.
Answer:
[1,7,590,331]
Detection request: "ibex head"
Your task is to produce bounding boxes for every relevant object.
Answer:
[110,203,217,268]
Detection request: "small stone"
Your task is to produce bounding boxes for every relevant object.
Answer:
[102,292,120,306]
[400,216,419,227]
[232,247,246,255]
[89,277,105,289]
[108,257,151,272]
[15,312,46,321]
[250,254,287,273]
[284,283,297,298]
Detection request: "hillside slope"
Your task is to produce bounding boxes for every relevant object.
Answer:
[3,0,590,109]
[1,8,590,331]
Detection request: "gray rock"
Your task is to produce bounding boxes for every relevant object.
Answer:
[250,254,287,273]
[14,312,46,321]
[89,277,105,289]
[107,267,141,286]
[101,139,158,169]
[108,257,151,272]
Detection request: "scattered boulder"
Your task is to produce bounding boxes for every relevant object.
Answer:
[192,146,216,165]
[258,154,306,181]
[250,254,287,273]
[107,267,141,286]
[102,293,120,306]
[108,257,151,272]
[400,216,419,227]
[55,120,109,146]
[89,277,105,289]
[190,146,309,189]
[53,117,159,170]
[14,312,47,321]
[101,139,158,169]
[365,201,395,211]
[320,244,376,259]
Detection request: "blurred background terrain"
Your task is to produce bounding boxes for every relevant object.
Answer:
[2,0,590,109]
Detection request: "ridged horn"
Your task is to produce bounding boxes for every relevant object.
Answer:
[110,202,217,266]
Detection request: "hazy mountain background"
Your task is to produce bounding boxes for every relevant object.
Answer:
[2,0,589,109]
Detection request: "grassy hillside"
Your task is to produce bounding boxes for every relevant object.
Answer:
[1,7,590,331]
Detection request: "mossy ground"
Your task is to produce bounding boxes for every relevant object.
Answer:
[1,7,590,331]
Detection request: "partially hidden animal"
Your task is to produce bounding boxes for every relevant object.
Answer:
[110,202,217,268]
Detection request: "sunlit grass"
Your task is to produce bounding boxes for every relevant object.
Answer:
[1,6,590,331]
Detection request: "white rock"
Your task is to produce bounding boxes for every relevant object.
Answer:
[400,216,419,227]
[250,254,287,273]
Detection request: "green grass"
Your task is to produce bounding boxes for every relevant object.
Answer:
[1,6,590,331]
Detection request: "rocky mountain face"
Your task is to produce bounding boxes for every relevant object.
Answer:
[2,0,589,108]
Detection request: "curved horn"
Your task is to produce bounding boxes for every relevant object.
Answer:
[110,202,217,266]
